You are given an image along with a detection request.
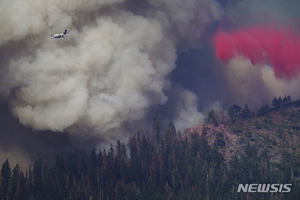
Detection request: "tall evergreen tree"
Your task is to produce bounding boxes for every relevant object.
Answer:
[287,95,292,103]
[153,118,160,144]
[168,122,176,140]
[1,159,11,198]
[11,164,21,200]
[33,159,43,199]
[241,104,251,119]
[272,97,280,110]
[232,105,242,117]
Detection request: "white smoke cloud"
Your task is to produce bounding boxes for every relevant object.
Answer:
[261,66,300,100]
[225,57,300,109]
[173,89,206,131]
[0,0,222,138]
[148,0,222,47]
[0,0,124,46]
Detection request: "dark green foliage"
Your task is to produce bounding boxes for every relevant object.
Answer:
[214,132,225,148]
[279,104,287,117]
[244,130,252,138]
[0,115,300,199]
[257,104,270,117]
[287,95,292,103]
[11,164,20,199]
[0,123,230,200]
[241,104,251,119]
[254,119,260,129]
[33,158,43,199]
[1,159,11,198]
[273,95,292,111]
[272,97,280,110]
[153,118,160,144]
[276,127,285,139]
[232,105,242,117]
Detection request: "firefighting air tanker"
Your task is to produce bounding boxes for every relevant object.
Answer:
[51,29,71,39]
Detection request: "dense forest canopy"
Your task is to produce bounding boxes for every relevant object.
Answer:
[0,96,300,200]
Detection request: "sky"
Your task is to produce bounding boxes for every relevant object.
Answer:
[1,0,300,166]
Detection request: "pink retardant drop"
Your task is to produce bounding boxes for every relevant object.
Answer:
[213,26,300,79]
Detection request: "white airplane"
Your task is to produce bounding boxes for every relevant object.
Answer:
[51,29,71,39]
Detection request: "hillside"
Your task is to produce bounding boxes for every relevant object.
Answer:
[0,99,300,200]
[185,104,300,164]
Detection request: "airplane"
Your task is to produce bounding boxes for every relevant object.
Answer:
[51,29,71,39]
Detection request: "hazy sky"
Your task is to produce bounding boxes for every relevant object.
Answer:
[1,0,300,166]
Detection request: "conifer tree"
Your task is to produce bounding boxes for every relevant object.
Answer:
[241,104,251,119]
[232,105,242,117]
[33,159,43,199]
[1,159,11,198]
[11,164,21,200]
[287,95,292,103]
[153,118,160,144]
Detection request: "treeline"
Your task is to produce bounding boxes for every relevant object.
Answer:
[0,119,300,200]
[206,95,294,126]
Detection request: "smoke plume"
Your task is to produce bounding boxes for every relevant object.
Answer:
[213,26,300,79]
[199,0,300,111]
[0,0,222,146]
[2,0,300,166]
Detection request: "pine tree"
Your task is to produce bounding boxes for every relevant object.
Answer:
[1,159,11,198]
[11,164,21,200]
[33,159,43,199]
[278,97,283,106]
[28,165,33,199]
[129,135,142,188]
[287,95,292,103]
[153,118,160,144]
[241,104,251,119]
[168,122,176,141]
[283,95,287,104]
[232,105,242,117]
[143,178,156,200]
[89,148,98,197]
[19,171,29,200]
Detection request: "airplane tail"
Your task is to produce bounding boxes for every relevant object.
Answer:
[63,29,67,35]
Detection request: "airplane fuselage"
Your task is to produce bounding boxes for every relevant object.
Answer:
[51,29,69,39]
[51,34,65,39]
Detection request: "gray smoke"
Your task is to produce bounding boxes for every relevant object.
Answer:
[169,0,300,115]
[224,58,300,109]
[0,0,222,144]
[215,0,300,109]
[225,0,300,26]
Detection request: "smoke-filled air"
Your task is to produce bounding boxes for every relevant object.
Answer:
[2,0,300,165]
[213,26,300,79]
[207,0,300,111]
[0,0,221,153]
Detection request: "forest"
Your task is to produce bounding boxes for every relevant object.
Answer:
[0,96,300,200]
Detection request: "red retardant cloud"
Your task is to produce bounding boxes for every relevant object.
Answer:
[213,26,300,79]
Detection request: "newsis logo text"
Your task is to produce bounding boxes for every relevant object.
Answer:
[237,184,292,193]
